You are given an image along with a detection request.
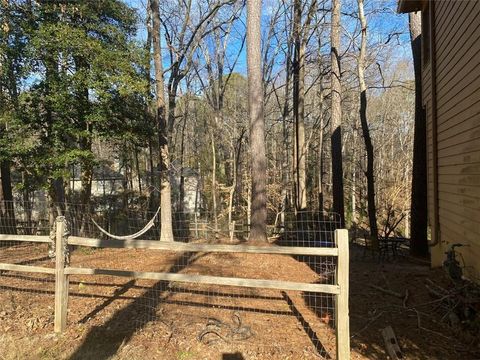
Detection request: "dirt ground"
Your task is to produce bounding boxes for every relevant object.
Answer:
[0,241,479,360]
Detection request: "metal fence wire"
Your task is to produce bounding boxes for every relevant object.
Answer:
[0,199,345,359]
[0,200,55,334]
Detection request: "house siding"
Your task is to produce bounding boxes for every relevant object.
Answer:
[425,0,480,279]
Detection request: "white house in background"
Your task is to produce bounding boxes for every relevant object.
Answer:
[69,164,125,197]
[170,164,201,214]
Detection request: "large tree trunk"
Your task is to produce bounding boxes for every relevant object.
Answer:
[43,39,65,228]
[357,0,378,241]
[281,42,292,226]
[247,0,267,242]
[21,172,33,235]
[330,0,345,227]
[74,53,93,235]
[210,129,219,235]
[317,85,325,212]
[0,161,16,234]
[409,11,428,257]
[0,4,17,234]
[151,0,174,241]
[228,130,244,238]
[0,81,16,234]
[351,119,357,224]
[293,0,317,238]
[134,148,142,194]
[145,1,157,211]
[79,138,93,215]
[292,0,307,213]
[48,178,65,230]
[178,105,188,214]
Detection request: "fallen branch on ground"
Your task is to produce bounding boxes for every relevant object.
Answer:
[369,284,403,299]
[351,311,385,338]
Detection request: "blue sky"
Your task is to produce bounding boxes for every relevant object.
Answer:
[124,0,412,81]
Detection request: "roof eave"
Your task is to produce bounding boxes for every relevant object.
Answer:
[397,0,424,13]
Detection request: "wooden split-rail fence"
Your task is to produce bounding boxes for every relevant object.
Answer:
[0,216,351,359]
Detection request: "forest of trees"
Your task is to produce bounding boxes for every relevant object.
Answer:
[0,0,424,250]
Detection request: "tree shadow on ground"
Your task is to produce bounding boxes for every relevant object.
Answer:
[78,279,137,324]
[68,251,195,360]
[20,227,474,360]
[66,247,333,359]
[339,244,476,360]
[282,291,332,359]
[280,230,474,360]
[222,352,244,360]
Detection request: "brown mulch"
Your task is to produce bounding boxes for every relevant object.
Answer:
[0,242,478,360]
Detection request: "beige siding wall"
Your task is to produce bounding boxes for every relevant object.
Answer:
[425,0,480,279]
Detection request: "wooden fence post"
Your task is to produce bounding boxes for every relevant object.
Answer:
[335,229,350,359]
[54,216,69,333]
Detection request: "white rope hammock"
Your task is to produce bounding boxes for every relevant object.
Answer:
[91,206,161,240]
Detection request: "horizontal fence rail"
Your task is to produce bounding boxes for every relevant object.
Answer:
[0,234,54,274]
[68,236,339,256]
[64,267,341,294]
[0,234,51,243]
[0,263,55,274]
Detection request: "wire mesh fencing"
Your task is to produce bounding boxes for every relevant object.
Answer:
[0,199,346,359]
[0,200,55,334]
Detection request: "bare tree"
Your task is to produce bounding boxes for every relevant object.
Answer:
[193,4,244,235]
[330,0,345,226]
[292,0,317,213]
[247,0,267,242]
[409,11,428,257]
[267,2,293,226]
[357,0,378,241]
[150,0,174,241]
[160,0,234,145]
[145,0,157,212]
[155,0,235,238]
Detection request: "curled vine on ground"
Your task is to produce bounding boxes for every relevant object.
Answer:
[197,312,253,345]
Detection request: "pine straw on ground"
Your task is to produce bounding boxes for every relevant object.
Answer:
[0,242,478,360]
